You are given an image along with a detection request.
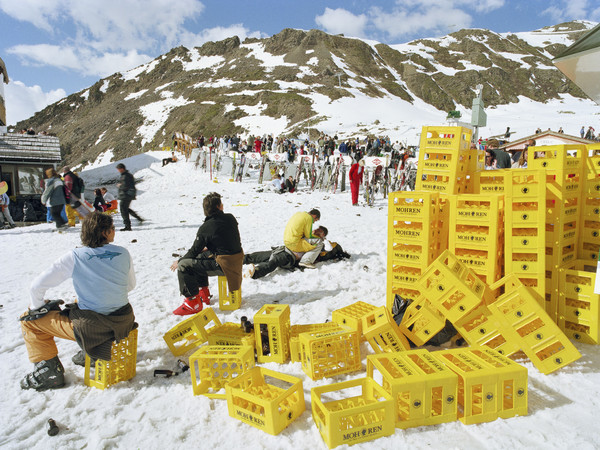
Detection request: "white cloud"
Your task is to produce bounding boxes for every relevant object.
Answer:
[542,0,591,22]
[315,1,505,42]
[0,0,62,32]
[4,80,66,124]
[315,8,368,38]
[8,44,152,78]
[179,24,265,49]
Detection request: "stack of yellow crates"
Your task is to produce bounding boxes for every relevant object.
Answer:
[579,143,600,261]
[416,126,475,194]
[386,191,447,309]
[448,194,504,285]
[502,170,547,306]
[529,144,585,320]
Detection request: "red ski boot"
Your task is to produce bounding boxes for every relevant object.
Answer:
[197,286,211,306]
[173,293,203,316]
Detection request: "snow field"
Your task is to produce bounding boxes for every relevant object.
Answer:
[0,152,599,449]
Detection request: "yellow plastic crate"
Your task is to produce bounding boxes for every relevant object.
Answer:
[544,272,559,322]
[84,329,137,390]
[289,323,341,362]
[311,377,395,449]
[583,176,600,197]
[579,220,600,243]
[584,144,600,177]
[527,144,585,171]
[416,170,469,194]
[545,221,579,247]
[362,306,410,353]
[254,304,290,363]
[449,194,504,226]
[475,170,511,194]
[389,191,441,222]
[436,346,528,424]
[331,301,378,341]
[545,243,577,270]
[226,367,305,435]
[163,308,222,356]
[581,198,600,219]
[386,286,421,311]
[218,275,241,311]
[558,260,600,344]
[453,248,503,286]
[419,148,470,174]
[207,322,256,349]
[367,350,458,429]
[578,242,599,261]
[488,275,582,374]
[299,327,361,380]
[389,219,442,245]
[390,263,424,284]
[398,296,447,346]
[418,252,493,322]
[452,304,520,357]
[189,345,255,398]
[545,170,582,197]
[504,170,546,199]
[419,126,472,152]
[546,193,580,223]
[388,242,440,268]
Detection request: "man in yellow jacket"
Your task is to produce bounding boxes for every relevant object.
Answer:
[284,209,322,269]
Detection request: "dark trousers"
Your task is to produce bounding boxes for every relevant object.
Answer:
[177,256,224,297]
[119,197,142,228]
[243,250,294,279]
[50,205,67,228]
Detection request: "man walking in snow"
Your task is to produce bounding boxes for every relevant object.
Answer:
[283,208,322,269]
[116,163,144,231]
[171,192,244,315]
[349,159,364,206]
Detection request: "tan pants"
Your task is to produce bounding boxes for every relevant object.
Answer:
[21,311,76,363]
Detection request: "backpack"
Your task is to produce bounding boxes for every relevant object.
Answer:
[72,173,85,196]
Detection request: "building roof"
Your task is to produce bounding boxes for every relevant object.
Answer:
[0,134,61,163]
[553,23,600,105]
[0,57,8,84]
[500,130,593,151]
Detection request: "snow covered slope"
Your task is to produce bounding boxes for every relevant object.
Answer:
[1,154,600,449]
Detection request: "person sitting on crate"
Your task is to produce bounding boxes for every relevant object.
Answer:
[243,226,350,279]
[162,151,178,167]
[19,212,137,391]
[93,188,108,212]
[170,192,244,316]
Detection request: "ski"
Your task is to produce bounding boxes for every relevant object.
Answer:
[257,153,268,184]
[236,153,246,182]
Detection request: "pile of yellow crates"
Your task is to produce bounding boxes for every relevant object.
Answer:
[388,125,600,347]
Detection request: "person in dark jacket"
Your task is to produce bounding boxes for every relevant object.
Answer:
[41,168,68,229]
[20,212,136,391]
[116,163,144,231]
[170,192,244,315]
[93,188,108,212]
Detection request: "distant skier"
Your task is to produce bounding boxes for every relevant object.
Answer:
[349,159,364,206]
[116,163,144,231]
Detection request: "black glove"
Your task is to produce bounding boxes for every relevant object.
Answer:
[19,300,65,322]
[72,201,82,208]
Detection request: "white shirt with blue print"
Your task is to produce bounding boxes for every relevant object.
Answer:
[29,244,136,315]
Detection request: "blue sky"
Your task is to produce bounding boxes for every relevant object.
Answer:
[1,0,599,125]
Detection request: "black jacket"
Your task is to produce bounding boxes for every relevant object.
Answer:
[118,170,136,200]
[183,211,242,259]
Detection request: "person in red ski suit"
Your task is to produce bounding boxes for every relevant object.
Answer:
[349,159,364,206]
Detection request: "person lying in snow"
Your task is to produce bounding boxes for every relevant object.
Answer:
[170,192,243,315]
[243,226,350,279]
[19,212,137,391]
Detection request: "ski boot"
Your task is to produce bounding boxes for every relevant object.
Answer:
[172,287,211,316]
[20,356,65,391]
[71,350,96,367]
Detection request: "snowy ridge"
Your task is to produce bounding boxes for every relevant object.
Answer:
[1,154,600,449]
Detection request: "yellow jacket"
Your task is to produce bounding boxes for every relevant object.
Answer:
[284,211,316,252]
